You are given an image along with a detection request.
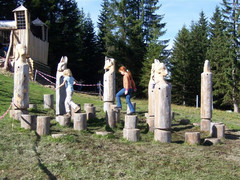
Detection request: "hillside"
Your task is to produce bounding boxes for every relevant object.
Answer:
[0,70,240,179]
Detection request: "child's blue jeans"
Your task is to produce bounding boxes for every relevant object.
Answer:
[116,88,135,113]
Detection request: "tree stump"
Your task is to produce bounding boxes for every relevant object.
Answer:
[20,114,36,130]
[44,94,54,109]
[74,113,87,131]
[185,132,200,145]
[86,106,96,120]
[71,103,81,120]
[147,116,155,132]
[10,109,28,121]
[154,129,171,143]
[124,115,138,129]
[123,128,140,142]
[111,105,120,123]
[37,116,50,135]
[106,109,116,128]
[215,124,225,139]
[127,102,136,114]
[84,103,93,111]
[103,102,114,113]
[58,115,71,126]
[201,119,211,132]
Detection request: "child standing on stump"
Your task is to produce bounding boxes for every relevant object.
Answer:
[56,69,81,116]
[116,66,136,115]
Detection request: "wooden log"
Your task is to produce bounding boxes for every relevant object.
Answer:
[201,60,212,119]
[71,103,81,120]
[74,113,87,131]
[44,94,54,109]
[13,62,29,109]
[215,124,225,139]
[103,102,113,113]
[56,72,66,115]
[28,104,37,109]
[124,115,138,129]
[106,109,116,128]
[154,83,171,130]
[111,105,120,123]
[201,119,211,132]
[147,116,154,132]
[203,138,221,145]
[127,102,136,114]
[123,128,140,142]
[36,116,50,135]
[185,132,200,145]
[10,109,29,121]
[58,115,71,126]
[84,103,93,111]
[86,106,96,120]
[103,66,115,102]
[148,81,155,117]
[154,129,171,143]
[20,114,36,130]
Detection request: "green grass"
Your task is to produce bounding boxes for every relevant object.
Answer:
[0,70,240,179]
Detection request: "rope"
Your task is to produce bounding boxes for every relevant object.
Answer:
[0,102,12,120]
[37,71,56,85]
[37,69,56,79]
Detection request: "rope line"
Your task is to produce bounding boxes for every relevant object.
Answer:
[0,102,12,120]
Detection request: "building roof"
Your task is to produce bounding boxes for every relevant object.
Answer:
[13,5,27,12]
[0,20,16,29]
[32,18,47,27]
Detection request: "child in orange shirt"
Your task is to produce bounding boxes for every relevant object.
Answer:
[116,66,136,114]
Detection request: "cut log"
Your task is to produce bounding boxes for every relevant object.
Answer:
[20,114,36,130]
[44,94,54,109]
[123,128,140,142]
[74,113,87,131]
[84,103,93,111]
[124,115,138,129]
[185,132,200,145]
[154,129,171,143]
[147,116,154,132]
[201,119,211,132]
[58,115,71,126]
[86,106,96,120]
[36,116,50,135]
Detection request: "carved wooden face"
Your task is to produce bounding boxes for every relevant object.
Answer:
[17,44,26,56]
[104,58,114,70]
[155,62,168,78]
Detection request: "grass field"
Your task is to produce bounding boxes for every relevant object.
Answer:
[0,70,240,179]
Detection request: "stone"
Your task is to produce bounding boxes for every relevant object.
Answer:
[180,119,190,125]
[36,116,50,135]
[124,115,138,129]
[56,56,67,115]
[185,132,200,145]
[74,113,87,131]
[123,128,140,142]
[20,114,36,130]
[86,106,96,120]
[43,94,54,109]
[154,129,171,143]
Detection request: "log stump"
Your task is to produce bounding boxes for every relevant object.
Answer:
[123,128,140,142]
[147,116,154,132]
[28,104,37,109]
[185,132,200,145]
[37,116,50,135]
[71,103,81,120]
[106,109,116,128]
[74,113,87,131]
[44,94,54,109]
[86,106,96,120]
[201,119,211,132]
[203,138,221,145]
[10,109,29,121]
[111,105,120,123]
[154,129,171,143]
[124,115,138,129]
[20,114,37,130]
[84,103,93,111]
[58,115,71,126]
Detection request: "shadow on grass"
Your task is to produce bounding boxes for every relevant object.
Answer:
[32,132,57,180]
[225,133,240,140]
[172,125,194,132]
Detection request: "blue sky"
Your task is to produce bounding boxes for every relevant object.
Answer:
[76,0,222,49]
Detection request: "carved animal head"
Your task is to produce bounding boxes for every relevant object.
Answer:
[57,56,68,71]
[154,59,168,83]
[15,44,26,63]
[104,57,115,71]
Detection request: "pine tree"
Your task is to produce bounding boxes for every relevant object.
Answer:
[170,26,192,105]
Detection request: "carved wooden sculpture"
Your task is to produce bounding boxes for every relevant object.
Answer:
[153,60,171,143]
[103,57,116,112]
[13,44,29,110]
[201,60,212,131]
[56,56,68,115]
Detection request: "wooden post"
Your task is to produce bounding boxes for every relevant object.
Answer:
[11,109,29,121]
[58,115,71,126]
[106,109,116,128]
[44,94,54,109]
[124,115,138,129]
[111,105,120,123]
[84,103,93,111]
[123,128,140,142]
[74,113,87,131]
[147,116,154,132]
[86,106,96,120]
[185,132,200,145]
[154,129,171,143]
[201,60,212,132]
[36,116,50,135]
[20,114,36,130]
[4,30,13,70]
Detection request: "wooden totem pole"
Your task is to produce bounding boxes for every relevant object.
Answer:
[154,61,171,143]
[56,56,68,115]
[201,60,212,132]
[13,44,29,110]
